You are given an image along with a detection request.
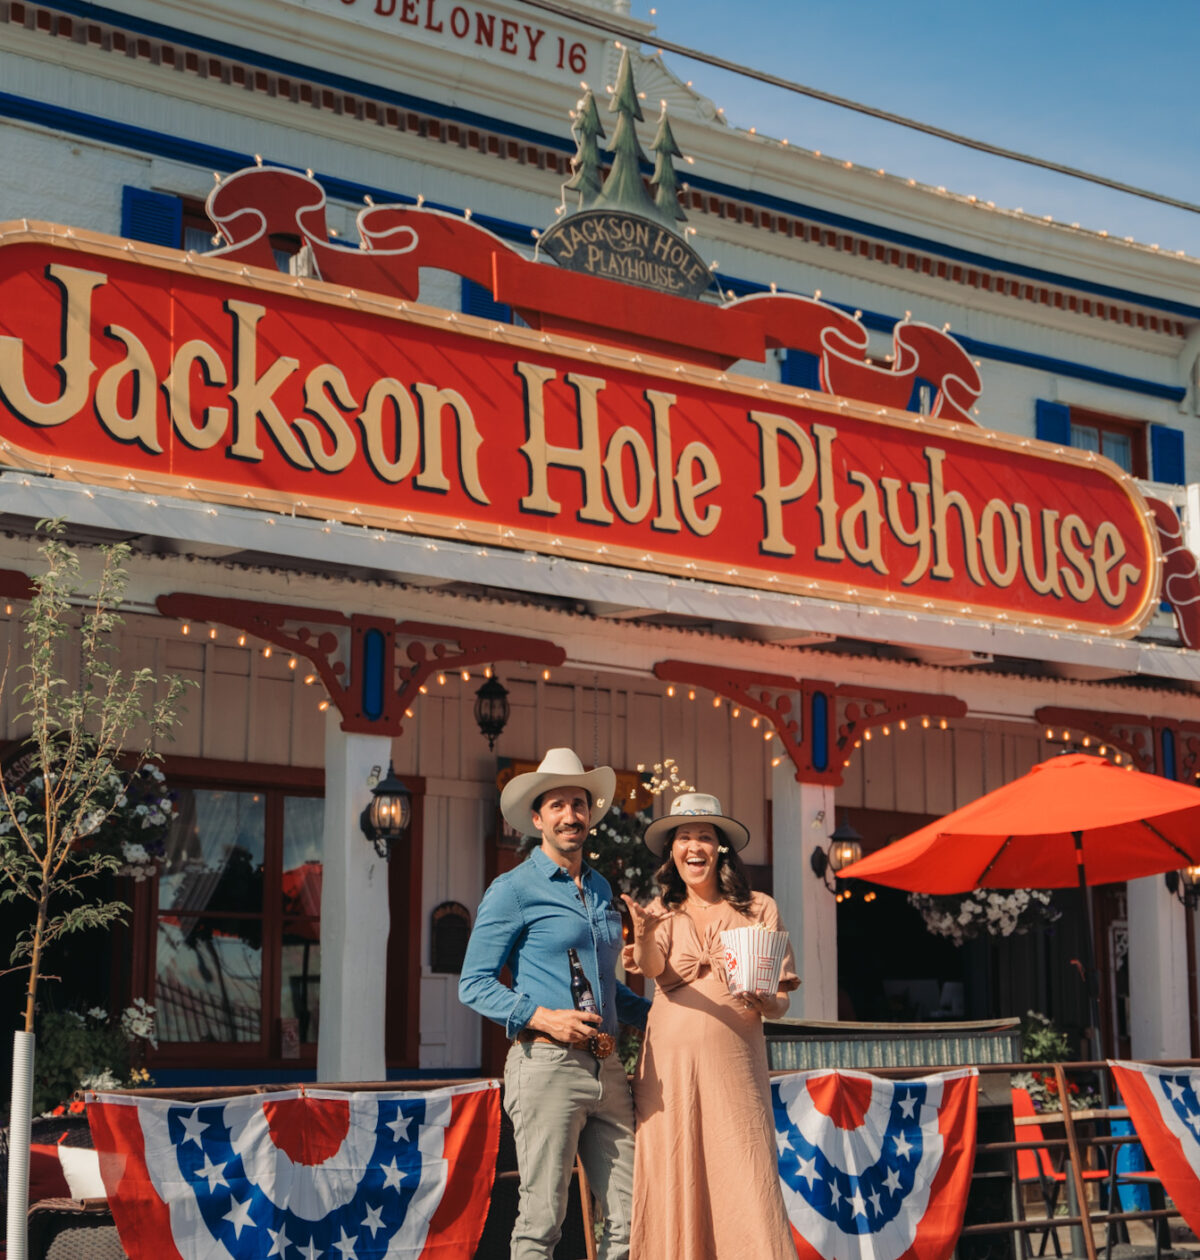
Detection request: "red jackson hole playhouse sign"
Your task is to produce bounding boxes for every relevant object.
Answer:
[0,166,1186,642]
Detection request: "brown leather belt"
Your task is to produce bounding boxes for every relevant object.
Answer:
[515,1029,615,1059]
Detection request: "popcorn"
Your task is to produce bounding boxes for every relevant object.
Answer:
[722,926,789,996]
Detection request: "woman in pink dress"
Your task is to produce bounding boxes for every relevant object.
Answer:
[622,792,799,1260]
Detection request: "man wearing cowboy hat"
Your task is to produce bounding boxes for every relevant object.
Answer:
[460,748,650,1260]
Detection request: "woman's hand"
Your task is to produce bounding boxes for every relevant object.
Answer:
[621,894,665,941]
[735,990,774,1016]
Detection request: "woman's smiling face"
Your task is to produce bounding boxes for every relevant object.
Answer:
[672,823,721,900]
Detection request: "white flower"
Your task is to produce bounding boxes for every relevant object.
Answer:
[78,810,106,837]
[80,1069,122,1091]
[121,842,149,865]
[87,1006,108,1021]
[121,1000,158,1049]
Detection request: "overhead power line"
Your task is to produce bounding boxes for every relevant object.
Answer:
[519,0,1200,219]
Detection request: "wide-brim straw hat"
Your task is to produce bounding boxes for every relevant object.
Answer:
[642,792,751,857]
[500,748,617,836]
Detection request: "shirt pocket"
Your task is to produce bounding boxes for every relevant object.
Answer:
[596,906,623,948]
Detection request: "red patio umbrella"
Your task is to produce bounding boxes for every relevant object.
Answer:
[838,753,1200,1057]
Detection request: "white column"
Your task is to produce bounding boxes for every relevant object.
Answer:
[317,718,394,1082]
[1127,873,1189,1059]
[771,763,837,1020]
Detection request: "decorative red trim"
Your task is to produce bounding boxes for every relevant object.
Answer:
[828,685,967,781]
[155,593,565,734]
[386,804,424,1069]
[158,755,324,790]
[1034,705,1200,780]
[0,569,36,601]
[652,660,966,785]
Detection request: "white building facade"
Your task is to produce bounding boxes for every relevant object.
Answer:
[1,0,1198,1084]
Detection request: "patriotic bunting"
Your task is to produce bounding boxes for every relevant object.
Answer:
[87,1081,500,1260]
[773,1068,978,1260]
[1109,1060,1200,1234]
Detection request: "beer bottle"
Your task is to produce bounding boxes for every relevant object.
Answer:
[567,948,598,1016]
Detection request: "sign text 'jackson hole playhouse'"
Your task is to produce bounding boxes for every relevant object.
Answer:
[0,221,1161,635]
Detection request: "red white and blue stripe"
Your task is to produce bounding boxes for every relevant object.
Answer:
[1110,1060,1200,1235]
[88,1082,499,1260]
[773,1068,977,1260]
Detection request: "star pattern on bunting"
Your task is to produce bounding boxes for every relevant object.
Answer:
[166,1094,431,1259]
[1159,1073,1200,1139]
[773,1077,929,1234]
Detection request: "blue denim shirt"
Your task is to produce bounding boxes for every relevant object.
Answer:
[459,847,651,1038]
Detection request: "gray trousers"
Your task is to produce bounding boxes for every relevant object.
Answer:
[503,1040,635,1260]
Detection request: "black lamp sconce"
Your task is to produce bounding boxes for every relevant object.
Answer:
[1165,865,1200,911]
[360,761,412,859]
[811,819,865,902]
[474,675,510,751]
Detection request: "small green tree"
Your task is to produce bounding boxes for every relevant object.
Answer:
[650,105,687,224]
[563,90,606,210]
[595,48,657,218]
[0,520,190,1034]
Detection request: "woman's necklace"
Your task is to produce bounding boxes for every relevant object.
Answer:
[684,892,724,910]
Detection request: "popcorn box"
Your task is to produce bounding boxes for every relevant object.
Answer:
[721,926,789,995]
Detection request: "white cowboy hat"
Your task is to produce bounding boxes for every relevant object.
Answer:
[642,792,751,857]
[500,748,616,835]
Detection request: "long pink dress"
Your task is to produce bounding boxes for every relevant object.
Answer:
[624,891,799,1260]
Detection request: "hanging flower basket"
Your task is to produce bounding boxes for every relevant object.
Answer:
[908,887,1061,946]
[0,758,177,883]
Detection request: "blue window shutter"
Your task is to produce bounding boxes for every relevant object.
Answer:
[781,349,821,390]
[120,187,182,246]
[461,278,511,324]
[1151,424,1185,485]
[1035,399,1071,445]
[907,376,936,414]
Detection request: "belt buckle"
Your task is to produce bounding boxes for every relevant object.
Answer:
[588,1032,615,1060]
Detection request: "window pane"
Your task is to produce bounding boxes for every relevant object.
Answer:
[155,916,262,1043]
[183,225,214,253]
[282,797,323,1046]
[1070,423,1101,454]
[282,921,321,1044]
[159,789,265,914]
[1101,431,1133,473]
[282,797,323,916]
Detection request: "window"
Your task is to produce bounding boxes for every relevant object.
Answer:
[1035,399,1182,484]
[461,277,513,323]
[141,763,324,1068]
[121,185,298,272]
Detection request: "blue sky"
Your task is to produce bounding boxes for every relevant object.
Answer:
[630,0,1200,259]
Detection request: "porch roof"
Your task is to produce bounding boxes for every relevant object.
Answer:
[1,473,1197,691]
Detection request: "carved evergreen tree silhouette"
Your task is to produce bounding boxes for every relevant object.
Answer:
[595,48,657,217]
[563,90,605,209]
[650,105,687,224]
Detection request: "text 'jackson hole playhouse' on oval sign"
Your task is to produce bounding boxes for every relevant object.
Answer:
[0,219,1160,637]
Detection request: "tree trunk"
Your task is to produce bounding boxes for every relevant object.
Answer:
[23,878,50,1034]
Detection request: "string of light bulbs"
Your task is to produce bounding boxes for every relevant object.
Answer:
[517,0,1200,218]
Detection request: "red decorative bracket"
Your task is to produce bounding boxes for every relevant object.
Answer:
[654,660,805,777]
[156,593,564,735]
[653,660,966,785]
[827,687,967,783]
[1034,705,1200,779]
[0,570,36,602]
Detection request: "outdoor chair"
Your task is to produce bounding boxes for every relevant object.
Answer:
[27,1197,126,1260]
[1011,1086,1111,1258]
